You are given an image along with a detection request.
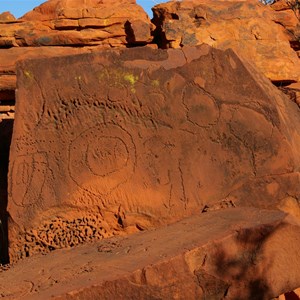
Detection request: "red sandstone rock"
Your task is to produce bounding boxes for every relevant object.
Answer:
[0,0,152,101]
[0,46,96,101]
[270,0,300,50]
[0,208,299,299]
[281,82,300,107]
[7,45,300,262]
[152,0,300,82]
[0,0,152,48]
[276,288,300,300]
[0,12,16,23]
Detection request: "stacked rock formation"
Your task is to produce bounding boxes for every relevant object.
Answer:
[270,0,300,105]
[0,0,300,299]
[152,0,300,82]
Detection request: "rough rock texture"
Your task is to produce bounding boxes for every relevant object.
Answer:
[269,0,300,53]
[0,0,152,104]
[0,0,151,48]
[0,46,95,106]
[7,45,300,262]
[152,0,300,82]
[270,0,300,51]
[0,12,16,23]
[279,82,300,108]
[1,208,300,299]
[276,288,300,300]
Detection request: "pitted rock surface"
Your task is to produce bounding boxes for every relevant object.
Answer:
[1,208,300,299]
[152,0,300,82]
[8,45,300,262]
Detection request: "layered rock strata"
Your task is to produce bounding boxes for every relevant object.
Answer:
[152,0,300,82]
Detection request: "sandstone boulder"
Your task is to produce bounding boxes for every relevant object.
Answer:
[7,45,300,262]
[0,208,300,299]
[152,0,300,82]
[270,0,300,52]
[0,0,152,48]
[0,12,16,23]
[279,81,300,107]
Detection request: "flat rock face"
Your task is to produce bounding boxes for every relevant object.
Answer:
[0,0,152,109]
[8,45,300,262]
[152,0,300,81]
[0,46,95,104]
[1,208,300,299]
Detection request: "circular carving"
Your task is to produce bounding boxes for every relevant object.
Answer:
[183,85,219,127]
[68,124,136,195]
[86,137,129,176]
[10,153,48,207]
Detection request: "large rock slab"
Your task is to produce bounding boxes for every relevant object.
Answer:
[0,208,300,299]
[8,45,300,262]
[152,0,300,82]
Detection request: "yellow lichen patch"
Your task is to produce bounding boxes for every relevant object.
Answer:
[151,79,160,87]
[124,73,138,85]
[24,70,33,79]
[97,68,138,89]
[130,87,136,94]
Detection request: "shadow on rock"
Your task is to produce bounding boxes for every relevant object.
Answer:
[0,119,13,264]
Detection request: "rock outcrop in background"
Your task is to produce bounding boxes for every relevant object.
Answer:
[0,0,300,299]
[152,0,300,82]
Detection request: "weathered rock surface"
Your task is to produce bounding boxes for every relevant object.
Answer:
[7,45,300,262]
[1,208,300,299]
[270,0,300,51]
[279,81,300,108]
[0,0,151,48]
[0,46,95,105]
[0,208,300,299]
[0,12,16,23]
[276,288,300,300]
[0,0,152,104]
[152,0,300,82]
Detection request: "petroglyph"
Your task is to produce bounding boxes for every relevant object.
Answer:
[10,152,48,207]
[182,85,220,128]
[8,46,300,261]
[69,123,136,195]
